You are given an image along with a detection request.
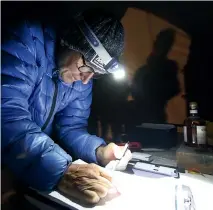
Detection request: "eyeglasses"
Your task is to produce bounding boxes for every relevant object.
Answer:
[78,55,94,73]
[78,55,104,79]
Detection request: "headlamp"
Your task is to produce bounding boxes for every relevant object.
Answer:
[76,16,125,80]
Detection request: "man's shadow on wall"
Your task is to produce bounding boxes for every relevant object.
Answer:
[132,28,181,124]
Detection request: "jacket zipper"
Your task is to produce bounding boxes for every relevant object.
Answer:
[41,79,58,131]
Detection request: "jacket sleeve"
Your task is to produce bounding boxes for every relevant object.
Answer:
[1,21,72,191]
[55,81,106,164]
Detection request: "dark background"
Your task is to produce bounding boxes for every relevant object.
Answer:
[2,1,213,121]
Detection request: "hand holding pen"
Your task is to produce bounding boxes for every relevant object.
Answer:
[97,142,132,169]
[102,142,132,172]
[112,142,130,171]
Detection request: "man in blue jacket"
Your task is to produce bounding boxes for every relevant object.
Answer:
[1,9,131,205]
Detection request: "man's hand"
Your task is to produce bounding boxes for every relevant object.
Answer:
[57,163,113,205]
[96,143,132,168]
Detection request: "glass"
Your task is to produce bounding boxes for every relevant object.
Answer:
[175,185,196,210]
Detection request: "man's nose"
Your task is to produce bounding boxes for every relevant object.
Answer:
[82,72,94,84]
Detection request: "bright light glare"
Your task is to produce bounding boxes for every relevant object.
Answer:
[113,69,125,80]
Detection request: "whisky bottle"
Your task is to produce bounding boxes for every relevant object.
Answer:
[184,102,207,147]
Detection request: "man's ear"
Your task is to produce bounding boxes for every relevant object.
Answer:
[82,72,94,84]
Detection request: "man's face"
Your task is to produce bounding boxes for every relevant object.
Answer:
[59,51,94,84]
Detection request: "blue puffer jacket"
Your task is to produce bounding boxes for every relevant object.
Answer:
[1,21,106,191]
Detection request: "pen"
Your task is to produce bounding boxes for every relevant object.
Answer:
[120,141,129,158]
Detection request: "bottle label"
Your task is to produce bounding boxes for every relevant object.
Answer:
[183,126,187,142]
[189,109,198,114]
[196,126,206,144]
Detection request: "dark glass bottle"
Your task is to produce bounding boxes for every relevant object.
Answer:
[184,102,207,148]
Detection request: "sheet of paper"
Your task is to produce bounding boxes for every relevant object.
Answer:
[132,152,152,161]
[44,171,176,210]
[151,157,177,167]
[37,160,213,210]
[38,159,176,210]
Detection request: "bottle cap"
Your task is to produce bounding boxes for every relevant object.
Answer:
[189,102,197,110]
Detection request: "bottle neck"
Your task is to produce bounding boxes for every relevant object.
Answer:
[190,109,198,117]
